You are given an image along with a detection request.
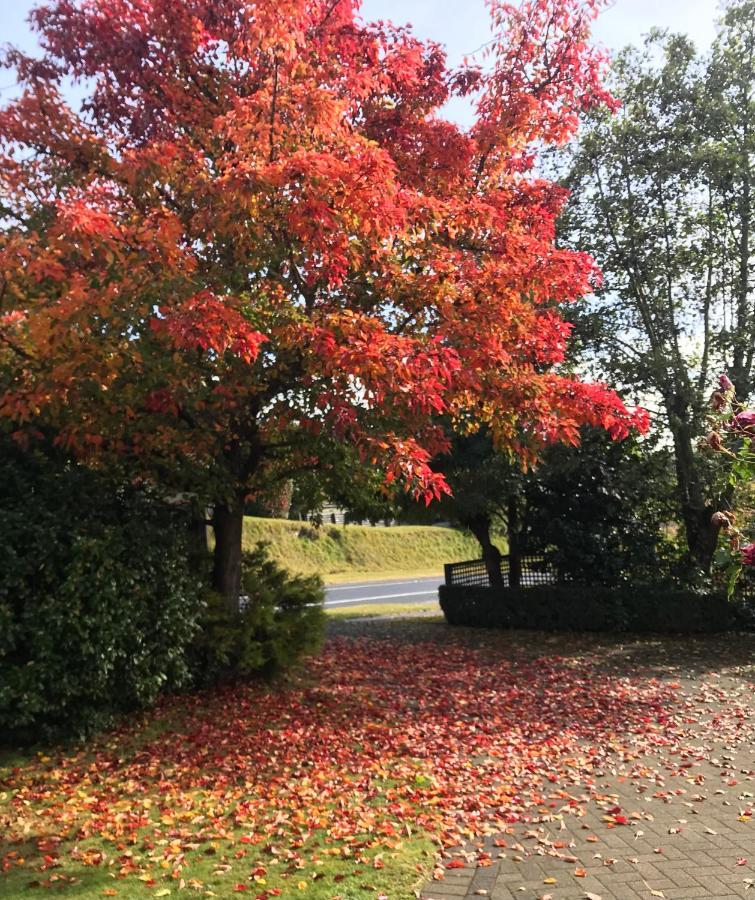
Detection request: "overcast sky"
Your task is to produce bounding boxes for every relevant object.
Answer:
[1,0,723,119]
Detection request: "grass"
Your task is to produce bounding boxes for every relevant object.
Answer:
[324,602,441,619]
[0,824,433,899]
[0,699,437,900]
[0,817,433,899]
[242,517,492,582]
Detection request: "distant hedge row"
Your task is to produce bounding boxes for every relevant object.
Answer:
[439,583,752,633]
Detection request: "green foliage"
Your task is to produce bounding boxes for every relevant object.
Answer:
[439,584,743,634]
[524,429,677,585]
[432,427,517,527]
[411,423,674,585]
[701,382,755,595]
[189,542,325,686]
[287,442,400,526]
[0,445,203,743]
[561,6,755,569]
[244,480,294,519]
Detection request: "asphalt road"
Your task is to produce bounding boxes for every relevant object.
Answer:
[324,575,442,608]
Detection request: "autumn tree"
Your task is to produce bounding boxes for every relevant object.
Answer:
[0,0,646,607]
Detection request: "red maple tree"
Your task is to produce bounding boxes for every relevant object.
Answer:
[0,0,647,603]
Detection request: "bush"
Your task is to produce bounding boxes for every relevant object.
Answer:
[523,430,677,586]
[439,583,745,633]
[188,541,325,686]
[0,446,204,743]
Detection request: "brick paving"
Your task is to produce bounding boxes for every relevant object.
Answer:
[328,616,755,900]
[420,671,755,900]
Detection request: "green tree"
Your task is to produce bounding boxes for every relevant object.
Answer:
[431,428,516,585]
[524,430,675,585]
[423,424,673,588]
[563,3,755,571]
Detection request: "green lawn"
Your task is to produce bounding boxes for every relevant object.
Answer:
[242,517,493,582]
[0,821,432,899]
[0,692,436,899]
[324,603,441,619]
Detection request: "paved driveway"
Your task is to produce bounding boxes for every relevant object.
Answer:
[327,615,755,900]
[418,652,755,900]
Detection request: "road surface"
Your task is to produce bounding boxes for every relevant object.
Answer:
[324,575,442,608]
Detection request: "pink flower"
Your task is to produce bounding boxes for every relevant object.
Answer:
[742,543,755,566]
[711,374,736,411]
[731,411,755,431]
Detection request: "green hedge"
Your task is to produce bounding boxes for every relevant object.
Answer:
[439,583,744,633]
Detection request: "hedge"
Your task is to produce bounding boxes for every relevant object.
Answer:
[0,447,205,742]
[439,583,747,633]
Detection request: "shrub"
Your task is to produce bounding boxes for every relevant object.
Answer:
[523,429,677,586]
[0,446,204,743]
[188,541,325,686]
[297,524,320,541]
[439,583,745,633]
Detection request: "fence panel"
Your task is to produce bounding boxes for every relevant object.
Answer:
[444,555,555,588]
[444,559,492,587]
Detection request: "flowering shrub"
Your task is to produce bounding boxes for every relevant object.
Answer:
[704,375,755,594]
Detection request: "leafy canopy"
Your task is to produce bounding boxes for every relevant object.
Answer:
[0,0,646,505]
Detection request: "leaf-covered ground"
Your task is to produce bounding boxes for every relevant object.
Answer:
[2,618,754,900]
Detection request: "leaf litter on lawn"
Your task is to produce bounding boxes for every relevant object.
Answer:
[2,625,755,898]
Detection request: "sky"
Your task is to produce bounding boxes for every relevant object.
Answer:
[1,0,723,119]
[362,0,720,59]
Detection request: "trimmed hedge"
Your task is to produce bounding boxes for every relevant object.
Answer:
[439,583,745,633]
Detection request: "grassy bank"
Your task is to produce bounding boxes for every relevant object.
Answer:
[242,516,489,582]
[0,669,437,900]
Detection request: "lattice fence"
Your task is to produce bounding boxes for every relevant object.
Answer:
[444,555,555,588]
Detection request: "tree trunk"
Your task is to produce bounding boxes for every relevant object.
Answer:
[506,495,523,589]
[683,504,721,574]
[187,506,210,575]
[212,502,244,612]
[468,514,503,585]
[667,407,719,573]
[733,98,752,398]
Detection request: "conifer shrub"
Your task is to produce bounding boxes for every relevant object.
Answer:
[188,542,325,686]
